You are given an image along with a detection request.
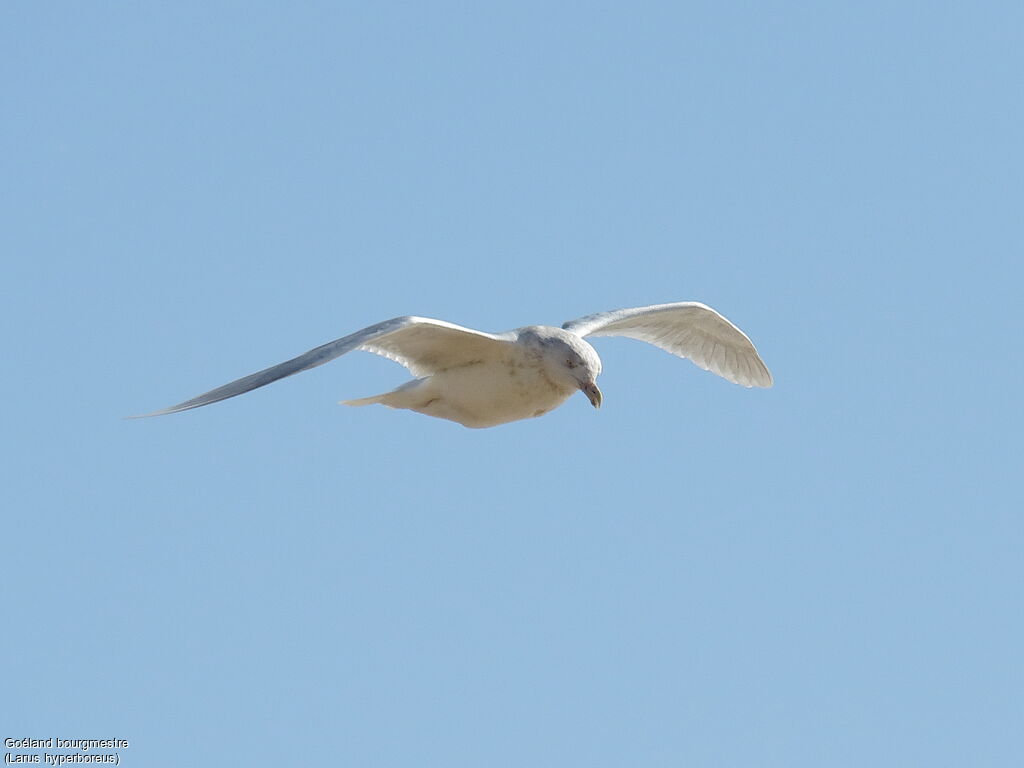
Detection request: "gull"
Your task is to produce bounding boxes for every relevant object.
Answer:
[135,302,772,427]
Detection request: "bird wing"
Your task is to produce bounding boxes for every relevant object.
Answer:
[133,316,513,416]
[563,302,773,388]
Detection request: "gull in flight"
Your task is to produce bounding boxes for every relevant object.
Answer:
[136,302,772,428]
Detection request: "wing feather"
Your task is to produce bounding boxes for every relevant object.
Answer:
[563,302,773,388]
[133,316,511,417]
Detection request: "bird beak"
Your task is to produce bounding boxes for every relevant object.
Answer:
[580,381,603,409]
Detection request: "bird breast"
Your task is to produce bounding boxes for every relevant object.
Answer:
[416,355,576,428]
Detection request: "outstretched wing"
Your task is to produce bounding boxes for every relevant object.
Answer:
[133,316,512,417]
[563,302,772,388]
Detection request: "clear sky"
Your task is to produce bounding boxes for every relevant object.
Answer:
[3,2,1021,766]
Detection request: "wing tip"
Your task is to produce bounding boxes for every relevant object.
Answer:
[126,405,187,418]
[738,368,773,389]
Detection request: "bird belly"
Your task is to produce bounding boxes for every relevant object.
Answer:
[348,359,574,428]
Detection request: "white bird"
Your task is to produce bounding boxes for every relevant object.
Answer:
[135,302,772,427]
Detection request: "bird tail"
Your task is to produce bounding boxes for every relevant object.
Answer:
[340,393,386,407]
[340,378,427,408]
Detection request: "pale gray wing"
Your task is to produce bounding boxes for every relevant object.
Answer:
[563,302,773,388]
[133,316,511,417]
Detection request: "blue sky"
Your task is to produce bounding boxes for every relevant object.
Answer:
[3,2,1021,766]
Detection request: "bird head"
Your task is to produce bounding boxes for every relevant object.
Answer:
[518,327,603,409]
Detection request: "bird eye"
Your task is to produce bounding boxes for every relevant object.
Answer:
[566,360,577,369]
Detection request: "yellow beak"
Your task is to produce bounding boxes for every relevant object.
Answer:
[580,381,603,409]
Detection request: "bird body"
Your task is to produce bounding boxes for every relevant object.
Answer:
[135,302,771,427]
[343,337,579,428]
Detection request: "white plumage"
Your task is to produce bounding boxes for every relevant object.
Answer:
[135,302,772,427]
[563,302,772,388]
